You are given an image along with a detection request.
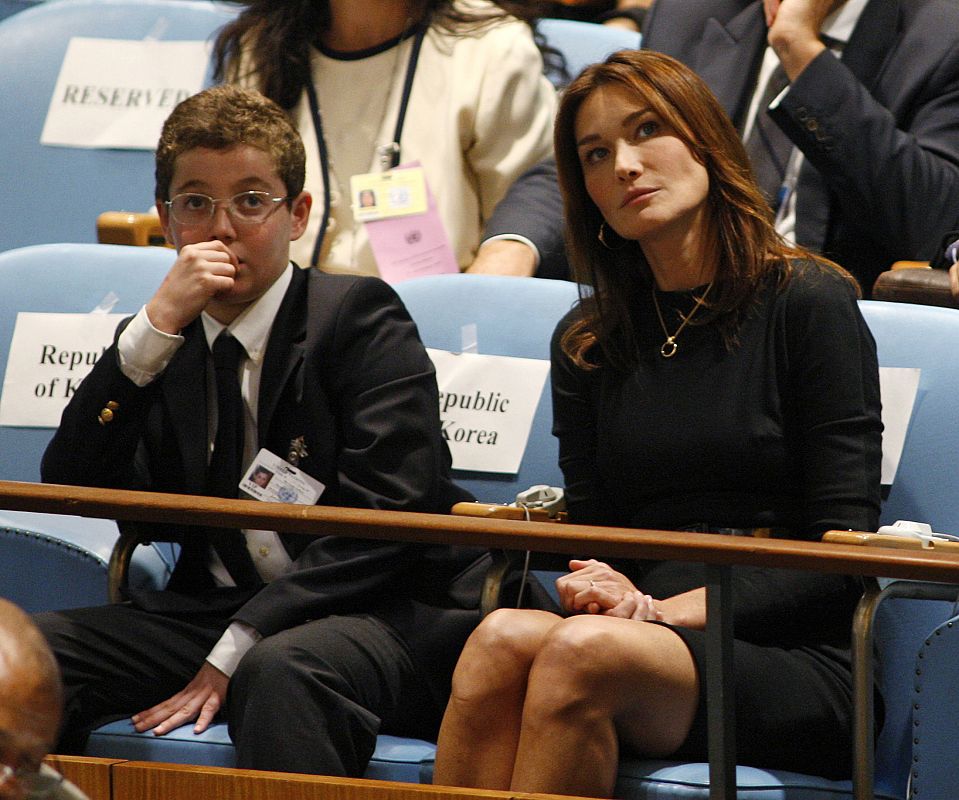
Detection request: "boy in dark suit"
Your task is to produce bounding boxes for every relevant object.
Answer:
[36,84,480,777]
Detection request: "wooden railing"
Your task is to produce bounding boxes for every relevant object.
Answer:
[4,480,959,581]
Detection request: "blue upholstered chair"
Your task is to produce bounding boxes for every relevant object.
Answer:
[0,243,178,611]
[84,723,441,783]
[612,592,958,800]
[909,610,959,798]
[608,300,959,798]
[0,0,235,254]
[394,274,579,502]
[0,0,41,23]
[537,17,641,87]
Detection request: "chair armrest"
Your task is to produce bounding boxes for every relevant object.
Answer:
[823,530,959,552]
[451,501,567,523]
[108,521,165,603]
[452,502,567,617]
[872,267,958,308]
[821,529,959,798]
[96,211,169,248]
[479,549,526,618]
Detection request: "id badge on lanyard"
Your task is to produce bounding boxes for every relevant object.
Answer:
[305,27,457,281]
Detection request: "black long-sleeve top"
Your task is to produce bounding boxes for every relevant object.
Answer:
[550,261,883,647]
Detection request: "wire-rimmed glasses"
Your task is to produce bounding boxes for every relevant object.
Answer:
[164,190,289,227]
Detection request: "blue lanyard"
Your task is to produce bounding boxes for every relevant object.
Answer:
[304,25,427,267]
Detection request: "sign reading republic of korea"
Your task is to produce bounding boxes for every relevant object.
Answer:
[427,349,551,474]
[41,38,211,150]
[0,313,125,428]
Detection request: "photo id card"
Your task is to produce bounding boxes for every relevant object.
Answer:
[240,448,325,505]
[351,167,428,221]
[363,162,458,283]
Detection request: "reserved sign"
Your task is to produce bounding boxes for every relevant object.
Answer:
[41,38,210,150]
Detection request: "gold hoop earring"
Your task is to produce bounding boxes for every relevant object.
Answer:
[598,221,626,250]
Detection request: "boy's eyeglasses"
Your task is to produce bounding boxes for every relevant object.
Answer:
[0,764,64,799]
[165,191,288,226]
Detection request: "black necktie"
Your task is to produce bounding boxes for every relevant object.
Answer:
[206,332,260,588]
[744,62,793,210]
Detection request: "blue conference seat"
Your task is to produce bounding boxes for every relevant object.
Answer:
[384,288,959,798]
[393,274,580,502]
[0,243,178,611]
[0,0,41,22]
[614,591,957,800]
[910,610,959,798]
[396,290,959,798]
[85,720,439,783]
[0,0,235,254]
[537,17,641,86]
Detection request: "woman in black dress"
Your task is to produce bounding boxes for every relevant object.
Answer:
[433,50,882,797]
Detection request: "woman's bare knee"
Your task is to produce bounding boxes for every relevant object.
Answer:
[524,617,629,711]
[449,609,560,703]
[522,616,699,755]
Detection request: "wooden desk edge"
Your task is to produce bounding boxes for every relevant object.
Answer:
[44,755,124,800]
[110,761,593,800]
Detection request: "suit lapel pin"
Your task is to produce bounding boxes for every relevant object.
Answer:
[288,435,308,466]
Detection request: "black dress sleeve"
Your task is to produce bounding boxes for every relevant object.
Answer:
[550,308,626,527]
[779,266,883,537]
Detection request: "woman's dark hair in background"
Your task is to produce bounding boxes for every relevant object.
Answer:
[214,1,559,110]
[552,49,856,370]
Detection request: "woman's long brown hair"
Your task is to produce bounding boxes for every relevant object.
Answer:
[554,50,855,370]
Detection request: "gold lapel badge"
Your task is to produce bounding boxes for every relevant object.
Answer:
[288,435,308,466]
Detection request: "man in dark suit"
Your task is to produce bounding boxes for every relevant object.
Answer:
[36,85,481,777]
[483,0,959,295]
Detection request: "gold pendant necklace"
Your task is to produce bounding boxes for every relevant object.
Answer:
[651,283,712,358]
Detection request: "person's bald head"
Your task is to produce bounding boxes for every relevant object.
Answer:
[0,600,62,778]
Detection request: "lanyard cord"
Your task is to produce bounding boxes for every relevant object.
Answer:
[305,25,427,267]
[383,24,426,168]
[304,77,332,268]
